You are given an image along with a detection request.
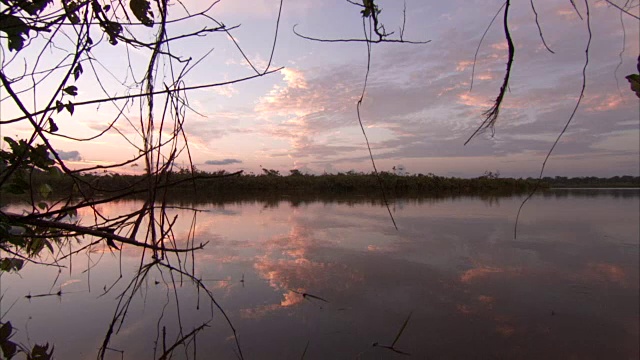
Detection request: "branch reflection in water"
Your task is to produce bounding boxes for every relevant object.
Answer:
[1,189,638,359]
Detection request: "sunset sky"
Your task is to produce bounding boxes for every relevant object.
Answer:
[1,0,638,177]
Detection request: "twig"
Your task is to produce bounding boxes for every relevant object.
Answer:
[469,2,506,92]
[2,212,208,253]
[1,69,283,125]
[603,0,640,20]
[264,0,284,73]
[465,0,514,145]
[515,0,592,239]
[292,24,429,44]
[355,16,398,230]
[373,311,413,356]
[530,0,555,54]
[158,323,210,360]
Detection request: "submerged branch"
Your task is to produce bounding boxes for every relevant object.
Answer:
[2,211,208,253]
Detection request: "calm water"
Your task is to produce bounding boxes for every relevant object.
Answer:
[1,189,638,359]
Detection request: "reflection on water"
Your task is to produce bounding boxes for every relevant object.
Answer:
[1,189,638,359]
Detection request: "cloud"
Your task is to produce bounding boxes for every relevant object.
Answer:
[281,68,308,89]
[246,0,639,176]
[205,158,243,165]
[56,150,82,161]
[212,85,239,98]
[203,0,315,18]
[120,0,636,177]
[181,110,258,144]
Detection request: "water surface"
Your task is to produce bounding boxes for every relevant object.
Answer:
[1,189,638,359]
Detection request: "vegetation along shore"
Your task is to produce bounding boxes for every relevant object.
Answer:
[2,166,638,202]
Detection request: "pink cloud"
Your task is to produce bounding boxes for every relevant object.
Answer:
[459,266,504,283]
[490,42,509,51]
[209,0,315,18]
[457,93,493,108]
[584,94,626,112]
[281,68,308,89]
[456,60,474,72]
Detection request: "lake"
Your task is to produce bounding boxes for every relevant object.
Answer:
[1,189,638,359]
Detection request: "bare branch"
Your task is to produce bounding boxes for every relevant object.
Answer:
[515,0,593,238]
[265,0,284,73]
[1,68,283,125]
[293,24,430,44]
[569,0,584,20]
[469,2,506,92]
[2,211,208,253]
[603,0,640,20]
[465,0,514,145]
[530,0,555,54]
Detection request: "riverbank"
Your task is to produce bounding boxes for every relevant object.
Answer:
[1,171,544,200]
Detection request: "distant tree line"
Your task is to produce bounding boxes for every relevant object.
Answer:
[540,176,640,188]
[1,167,551,199]
[5,167,638,202]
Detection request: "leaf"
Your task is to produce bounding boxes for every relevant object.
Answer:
[63,86,78,96]
[7,235,26,247]
[43,240,54,254]
[73,63,83,81]
[0,259,24,272]
[65,101,74,115]
[62,0,80,24]
[13,259,24,271]
[130,0,154,27]
[360,0,378,18]
[106,238,120,250]
[0,321,12,341]
[68,11,80,25]
[48,166,63,178]
[102,21,123,45]
[0,339,17,358]
[30,343,53,360]
[16,0,53,16]
[625,74,640,99]
[0,13,30,51]
[3,137,18,151]
[28,238,45,256]
[39,184,53,199]
[30,144,54,169]
[55,100,64,113]
[62,208,78,219]
[37,202,48,210]
[48,118,58,133]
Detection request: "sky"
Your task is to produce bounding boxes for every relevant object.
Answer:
[0,0,639,177]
